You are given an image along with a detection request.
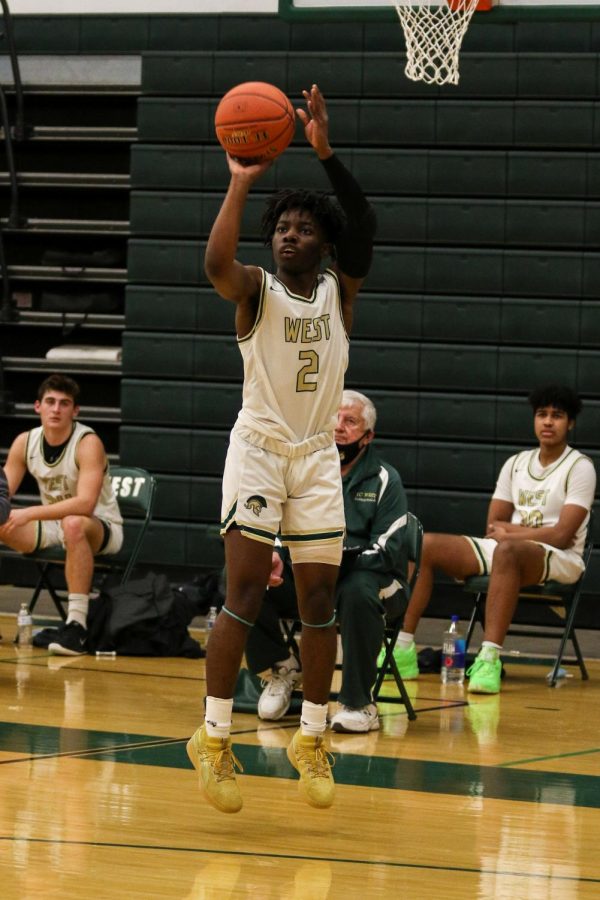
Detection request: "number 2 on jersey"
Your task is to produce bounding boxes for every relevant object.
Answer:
[296,350,319,392]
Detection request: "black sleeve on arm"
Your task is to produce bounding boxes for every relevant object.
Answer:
[320,153,377,279]
[0,467,10,525]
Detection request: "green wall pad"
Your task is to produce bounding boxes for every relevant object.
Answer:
[125,286,234,333]
[128,240,271,285]
[120,426,229,476]
[141,51,599,100]
[139,521,223,569]
[121,380,242,428]
[151,475,222,523]
[131,145,600,200]
[122,333,243,381]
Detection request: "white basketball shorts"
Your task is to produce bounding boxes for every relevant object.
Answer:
[221,428,345,565]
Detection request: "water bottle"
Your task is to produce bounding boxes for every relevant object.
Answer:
[441,615,465,685]
[205,606,218,643]
[17,602,33,648]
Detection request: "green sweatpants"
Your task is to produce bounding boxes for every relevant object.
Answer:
[245,565,406,709]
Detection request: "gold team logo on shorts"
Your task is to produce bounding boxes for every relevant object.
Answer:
[244,494,267,517]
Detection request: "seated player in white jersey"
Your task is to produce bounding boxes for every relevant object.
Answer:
[188,84,376,814]
[390,384,596,695]
[0,374,123,655]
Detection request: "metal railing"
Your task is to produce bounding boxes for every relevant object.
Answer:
[1,0,26,141]
[0,84,20,229]
[0,0,27,325]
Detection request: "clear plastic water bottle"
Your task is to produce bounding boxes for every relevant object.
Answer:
[17,602,33,647]
[205,606,217,643]
[441,614,465,685]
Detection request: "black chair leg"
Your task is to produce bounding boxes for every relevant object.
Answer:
[391,667,417,720]
[373,640,417,721]
[280,619,301,661]
[465,593,485,652]
[31,563,67,620]
[570,631,589,681]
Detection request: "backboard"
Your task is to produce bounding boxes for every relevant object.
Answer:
[279,1,600,22]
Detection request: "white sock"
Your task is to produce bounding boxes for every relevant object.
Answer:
[300,700,327,737]
[481,641,502,656]
[205,696,233,738]
[395,631,415,648]
[66,594,89,628]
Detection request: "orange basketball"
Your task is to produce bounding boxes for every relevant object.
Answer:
[214,82,296,161]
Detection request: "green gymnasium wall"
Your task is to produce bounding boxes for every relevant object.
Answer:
[2,11,599,622]
[120,12,599,624]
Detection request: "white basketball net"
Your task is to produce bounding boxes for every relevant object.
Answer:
[395,0,480,86]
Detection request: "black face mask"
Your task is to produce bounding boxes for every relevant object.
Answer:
[336,433,369,466]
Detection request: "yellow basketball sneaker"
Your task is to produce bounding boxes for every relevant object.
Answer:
[186,724,243,814]
[286,729,335,809]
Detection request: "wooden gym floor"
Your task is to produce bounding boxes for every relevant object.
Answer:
[0,603,599,899]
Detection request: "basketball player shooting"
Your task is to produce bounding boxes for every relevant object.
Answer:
[187,84,377,813]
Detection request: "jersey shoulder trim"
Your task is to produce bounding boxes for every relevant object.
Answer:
[73,423,98,470]
[237,267,267,345]
[324,267,349,342]
[564,451,596,493]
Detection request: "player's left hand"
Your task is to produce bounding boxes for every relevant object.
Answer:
[296,83,332,159]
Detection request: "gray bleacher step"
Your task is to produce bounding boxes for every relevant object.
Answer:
[2,356,122,374]
[8,265,127,283]
[17,311,124,329]
[0,173,130,188]
[2,218,130,235]
[22,126,138,142]
[0,55,141,91]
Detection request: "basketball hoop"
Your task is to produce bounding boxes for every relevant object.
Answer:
[395,0,482,87]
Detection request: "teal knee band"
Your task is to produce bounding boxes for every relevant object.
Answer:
[222,605,254,628]
[300,611,336,629]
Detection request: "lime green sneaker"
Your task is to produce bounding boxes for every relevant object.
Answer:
[186,724,243,814]
[467,647,502,694]
[377,641,419,680]
[287,729,335,809]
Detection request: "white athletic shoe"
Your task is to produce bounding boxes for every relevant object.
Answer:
[257,664,302,720]
[330,703,380,733]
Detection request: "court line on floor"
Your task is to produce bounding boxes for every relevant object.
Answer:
[1,835,599,885]
[499,747,600,767]
[0,735,187,766]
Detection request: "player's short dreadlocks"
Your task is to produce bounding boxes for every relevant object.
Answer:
[260,188,346,251]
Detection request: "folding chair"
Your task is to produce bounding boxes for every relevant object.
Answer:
[25,466,157,619]
[279,511,423,721]
[371,511,423,720]
[463,515,594,687]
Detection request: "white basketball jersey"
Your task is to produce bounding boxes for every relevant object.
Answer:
[235,268,349,453]
[26,422,122,525]
[493,446,595,557]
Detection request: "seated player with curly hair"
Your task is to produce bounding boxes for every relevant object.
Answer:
[392,384,596,695]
